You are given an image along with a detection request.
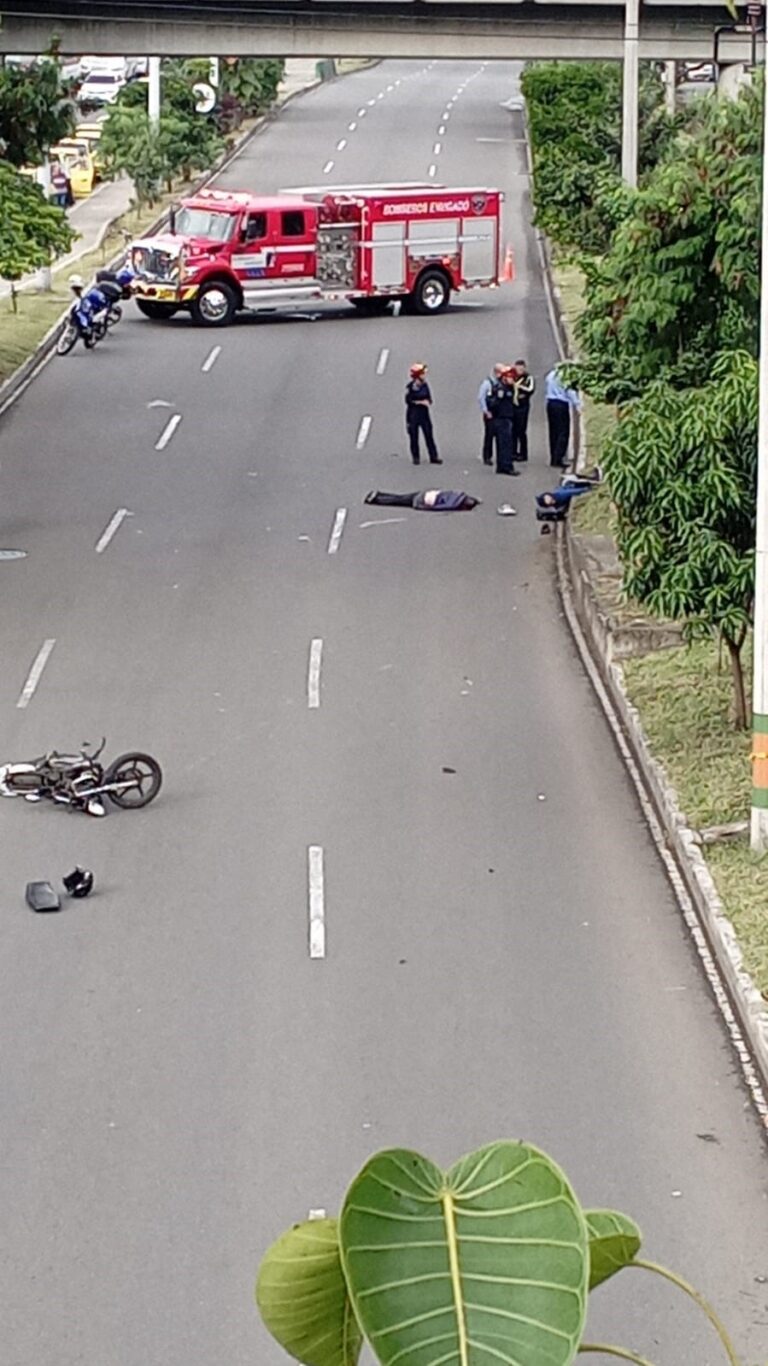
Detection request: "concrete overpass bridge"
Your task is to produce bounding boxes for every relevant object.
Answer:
[0,1,761,63]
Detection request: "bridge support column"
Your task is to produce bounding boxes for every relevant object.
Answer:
[621,0,640,186]
[664,60,677,114]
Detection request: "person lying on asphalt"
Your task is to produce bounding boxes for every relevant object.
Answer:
[364,490,480,511]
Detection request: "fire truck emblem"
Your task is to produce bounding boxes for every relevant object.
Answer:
[471,194,488,214]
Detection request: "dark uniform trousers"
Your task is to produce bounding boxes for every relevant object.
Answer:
[494,418,515,474]
[512,407,530,463]
[547,399,571,466]
[482,417,497,465]
[407,409,440,464]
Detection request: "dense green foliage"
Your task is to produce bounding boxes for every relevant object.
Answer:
[603,352,756,725]
[0,160,75,300]
[256,1141,743,1366]
[0,58,76,167]
[521,61,680,254]
[576,83,761,402]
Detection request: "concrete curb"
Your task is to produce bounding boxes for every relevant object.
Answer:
[0,65,363,419]
[521,98,768,1110]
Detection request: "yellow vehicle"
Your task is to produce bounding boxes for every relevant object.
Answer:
[50,139,96,197]
[74,123,105,181]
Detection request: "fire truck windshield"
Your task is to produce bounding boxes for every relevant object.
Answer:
[174,207,236,242]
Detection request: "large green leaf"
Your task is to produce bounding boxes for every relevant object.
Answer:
[584,1210,642,1290]
[340,1141,589,1366]
[256,1217,363,1366]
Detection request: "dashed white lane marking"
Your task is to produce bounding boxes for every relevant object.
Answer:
[201,344,221,373]
[387,83,394,91]
[433,142,442,155]
[367,98,376,106]
[308,1209,326,1220]
[376,347,390,375]
[377,92,384,100]
[358,107,366,117]
[443,111,451,121]
[155,413,181,451]
[323,160,334,174]
[308,638,323,709]
[360,517,407,528]
[356,414,372,448]
[308,845,326,959]
[438,124,446,135]
[95,507,131,554]
[348,120,357,131]
[393,300,402,318]
[336,138,347,151]
[17,638,55,709]
[428,165,437,178]
[327,507,347,555]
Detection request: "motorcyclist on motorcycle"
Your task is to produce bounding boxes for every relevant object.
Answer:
[69,273,109,327]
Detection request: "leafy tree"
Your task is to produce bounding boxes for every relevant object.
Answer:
[575,81,761,402]
[218,57,284,116]
[99,99,223,205]
[0,58,76,167]
[601,351,756,728]
[521,61,682,256]
[255,1140,744,1366]
[0,160,75,309]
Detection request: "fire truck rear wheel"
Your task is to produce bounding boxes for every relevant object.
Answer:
[191,281,238,327]
[136,300,179,321]
[412,269,451,315]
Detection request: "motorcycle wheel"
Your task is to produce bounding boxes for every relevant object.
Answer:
[107,305,122,327]
[104,752,162,808]
[56,324,78,356]
[84,332,98,349]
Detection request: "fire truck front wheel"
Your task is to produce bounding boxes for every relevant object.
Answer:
[136,300,179,321]
[190,280,238,327]
[412,269,451,316]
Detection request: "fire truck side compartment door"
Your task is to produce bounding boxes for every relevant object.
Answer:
[371,221,405,289]
[407,218,459,259]
[461,215,497,282]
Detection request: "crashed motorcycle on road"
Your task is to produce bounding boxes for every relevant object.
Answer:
[0,740,162,816]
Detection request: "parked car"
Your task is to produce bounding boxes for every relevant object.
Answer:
[126,57,149,81]
[79,55,127,78]
[74,122,105,180]
[78,71,125,108]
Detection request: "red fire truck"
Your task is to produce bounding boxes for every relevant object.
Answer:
[129,182,505,326]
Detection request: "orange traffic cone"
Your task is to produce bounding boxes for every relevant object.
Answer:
[501,244,515,283]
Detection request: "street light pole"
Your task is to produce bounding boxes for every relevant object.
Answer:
[750,66,768,849]
[621,0,640,185]
[148,55,161,126]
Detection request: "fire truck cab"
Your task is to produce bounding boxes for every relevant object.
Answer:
[129,183,504,326]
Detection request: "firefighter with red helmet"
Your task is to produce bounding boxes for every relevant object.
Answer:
[404,362,442,466]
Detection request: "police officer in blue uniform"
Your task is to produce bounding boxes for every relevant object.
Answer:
[405,362,442,465]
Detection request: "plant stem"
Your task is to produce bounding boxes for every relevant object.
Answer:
[578,1343,657,1366]
[630,1260,742,1366]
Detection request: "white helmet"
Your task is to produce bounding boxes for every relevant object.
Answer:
[68,273,84,288]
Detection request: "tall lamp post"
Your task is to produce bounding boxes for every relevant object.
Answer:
[750,48,768,849]
[621,0,640,185]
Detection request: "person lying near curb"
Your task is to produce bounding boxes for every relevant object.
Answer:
[535,468,601,534]
[364,490,480,511]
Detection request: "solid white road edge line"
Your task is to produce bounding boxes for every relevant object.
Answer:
[155,413,181,451]
[308,845,325,959]
[356,415,372,448]
[17,638,56,709]
[308,637,323,709]
[376,347,390,375]
[556,533,768,1127]
[327,507,347,555]
[95,507,131,554]
[201,344,221,373]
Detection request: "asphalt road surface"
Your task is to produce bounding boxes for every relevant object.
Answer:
[1,61,767,1366]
